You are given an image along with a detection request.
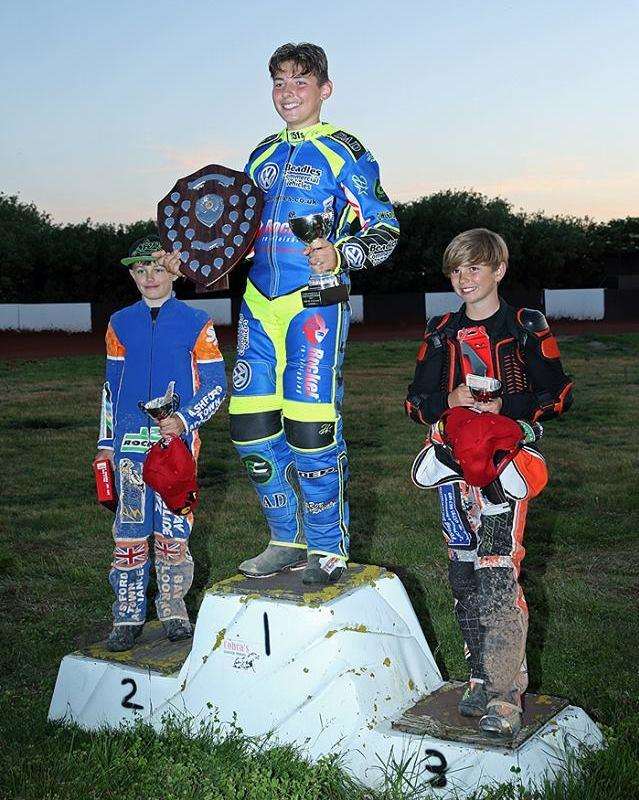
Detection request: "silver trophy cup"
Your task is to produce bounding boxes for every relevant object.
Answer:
[288,212,338,290]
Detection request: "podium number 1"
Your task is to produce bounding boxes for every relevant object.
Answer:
[121,678,144,711]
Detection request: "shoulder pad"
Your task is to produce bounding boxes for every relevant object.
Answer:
[328,129,366,160]
[256,132,280,148]
[248,132,280,160]
[426,313,450,333]
[517,308,549,334]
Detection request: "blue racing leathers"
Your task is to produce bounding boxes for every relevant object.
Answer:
[98,298,226,625]
[229,122,399,559]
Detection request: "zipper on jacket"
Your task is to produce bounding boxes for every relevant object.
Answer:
[147,306,158,403]
[269,143,296,297]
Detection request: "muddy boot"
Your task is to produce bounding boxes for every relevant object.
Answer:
[163,618,193,642]
[239,543,307,578]
[302,554,346,586]
[480,702,522,738]
[458,681,488,717]
[106,624,143,652]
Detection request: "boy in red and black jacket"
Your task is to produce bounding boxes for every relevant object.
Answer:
[405,228,572,738]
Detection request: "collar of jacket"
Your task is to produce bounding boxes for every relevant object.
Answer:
[281,122,336,144]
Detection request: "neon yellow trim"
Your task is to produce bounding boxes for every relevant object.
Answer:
[230,430,282,446]
[229,394,282,414]
[284,122,336,142]
[283,400,337,423]
[244,279,304,318]
[270,540,307,550]
[248,141,280,181]
[311,138,345,178]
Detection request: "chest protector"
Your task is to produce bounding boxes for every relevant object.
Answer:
[437,311,531,397]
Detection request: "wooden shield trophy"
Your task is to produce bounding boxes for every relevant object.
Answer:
[157,165,263,292]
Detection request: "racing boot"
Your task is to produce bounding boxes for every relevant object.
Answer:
[458,681,488,717]
[106,624,143,652]
[163,618,193,642]
[238,543,307,578]
[302,554,346,586]
[479,702,522,739]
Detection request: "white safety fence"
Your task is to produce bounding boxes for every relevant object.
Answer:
[0,303,92,332]
[544,288,604,320]
[0,289,608,331]
[184,298,233,326]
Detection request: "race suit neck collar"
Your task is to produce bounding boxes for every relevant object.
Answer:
[142,291,175,309]
[282,122,334,144]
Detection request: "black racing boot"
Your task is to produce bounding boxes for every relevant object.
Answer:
[302,554,346,586]
[163,618,193,642]
[239,543,307,578]
[458,681,488,717]
[106,624,143,652]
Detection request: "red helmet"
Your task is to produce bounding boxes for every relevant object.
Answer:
[441,407,524,487]
[143,436,199,515]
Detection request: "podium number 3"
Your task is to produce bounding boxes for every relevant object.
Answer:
[121,678,143,711]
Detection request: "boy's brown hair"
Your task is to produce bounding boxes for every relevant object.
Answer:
[442,228,509,276]
[268,42,329,85]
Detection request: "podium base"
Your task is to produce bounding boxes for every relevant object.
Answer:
[49,564,602,797]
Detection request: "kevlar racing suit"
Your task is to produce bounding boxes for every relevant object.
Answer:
[229,122,399,559]
[405,300,573,711]
[98,298,226,626]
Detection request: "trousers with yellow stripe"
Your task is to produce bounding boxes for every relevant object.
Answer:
[229,281,350,560]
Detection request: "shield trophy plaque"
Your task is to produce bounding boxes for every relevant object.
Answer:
[157,165,264,292]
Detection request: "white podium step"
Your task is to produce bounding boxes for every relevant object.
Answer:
[49,564,602,797]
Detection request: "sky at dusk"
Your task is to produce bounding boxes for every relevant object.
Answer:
[2,0,637,225]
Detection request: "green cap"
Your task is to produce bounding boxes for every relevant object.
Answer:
[121,235,162,267]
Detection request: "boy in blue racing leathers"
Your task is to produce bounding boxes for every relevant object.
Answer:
[95,235,227,651]
[229,43,400,585]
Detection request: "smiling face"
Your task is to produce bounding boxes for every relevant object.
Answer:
[449,261,506,319]
[129,262,177,304]
[271,60,332,130]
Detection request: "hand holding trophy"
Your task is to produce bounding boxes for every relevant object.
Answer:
[139,382,199,516]
[288,212,349,308]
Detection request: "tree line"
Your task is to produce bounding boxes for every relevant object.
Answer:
[1,190,637,304]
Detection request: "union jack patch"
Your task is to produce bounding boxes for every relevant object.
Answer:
[154,535,187,564]
[112,540,148,570]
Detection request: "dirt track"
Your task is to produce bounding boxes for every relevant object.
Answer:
[1,320,638,361]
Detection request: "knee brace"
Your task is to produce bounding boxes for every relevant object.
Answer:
[283,418,335,451]
[154,533,189,564]
[230,410,283,444]
[109,538,150,625]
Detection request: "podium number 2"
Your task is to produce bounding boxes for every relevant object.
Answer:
[121,678,143,711]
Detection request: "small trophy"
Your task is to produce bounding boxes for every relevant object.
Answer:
[288,212,349,308]
[466,374,502,403]
[139,382,180,443]
[458,337,502,402]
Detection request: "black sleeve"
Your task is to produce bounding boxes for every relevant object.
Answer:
[405,324,449,425]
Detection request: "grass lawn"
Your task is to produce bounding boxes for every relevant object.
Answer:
[1,333,638,799]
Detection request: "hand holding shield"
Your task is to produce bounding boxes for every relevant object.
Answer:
[157,165,263,291]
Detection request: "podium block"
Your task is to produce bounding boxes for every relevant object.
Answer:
[49,564,602,797]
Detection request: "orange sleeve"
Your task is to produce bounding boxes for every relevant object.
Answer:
[105,323,126,359]
[192,320,223,363]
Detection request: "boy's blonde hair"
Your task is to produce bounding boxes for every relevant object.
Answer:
[442,228,509,276]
